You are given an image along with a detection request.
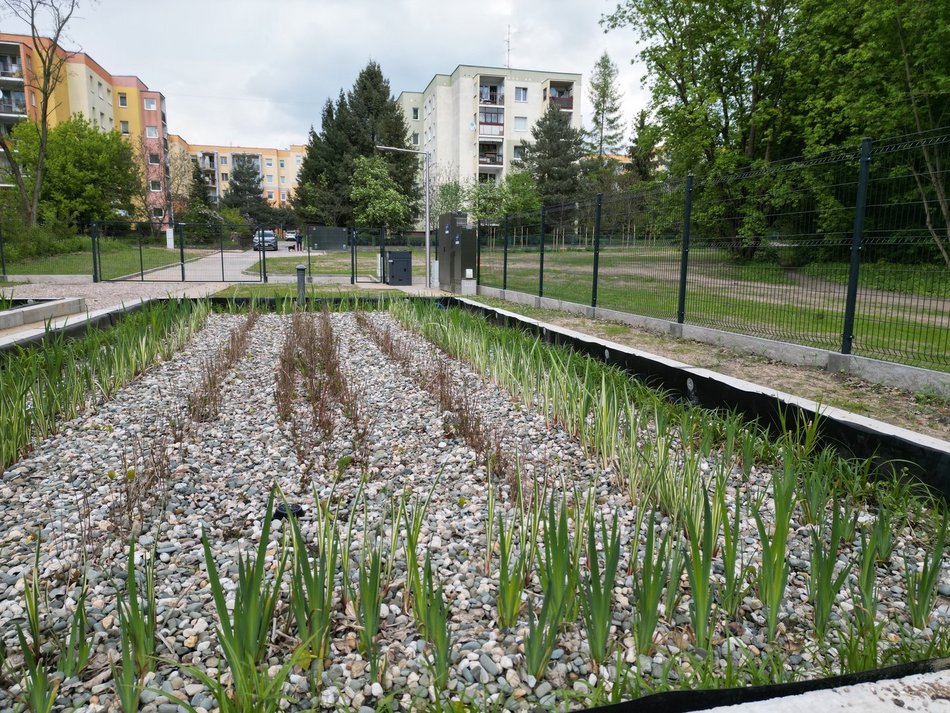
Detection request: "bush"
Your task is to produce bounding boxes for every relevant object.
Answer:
[1,220,86,262]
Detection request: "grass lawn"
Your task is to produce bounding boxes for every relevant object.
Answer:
[214,284,395,299]
[6,246,209,278]
[250,247,427,277]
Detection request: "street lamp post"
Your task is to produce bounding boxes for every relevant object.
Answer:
[375,144,431,289]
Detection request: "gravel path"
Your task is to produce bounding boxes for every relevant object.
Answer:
[0,309,946,712]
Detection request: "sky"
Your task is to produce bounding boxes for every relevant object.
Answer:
[4,0,651,149]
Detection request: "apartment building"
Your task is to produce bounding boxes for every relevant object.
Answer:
[168,135,306,209]
[0,33,172,225]
[397,64,583,186]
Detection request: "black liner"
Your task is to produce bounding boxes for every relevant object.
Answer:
[584,657,950,712]
[444,297,950,501]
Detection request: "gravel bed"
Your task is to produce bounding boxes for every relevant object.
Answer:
[0,310,947,712]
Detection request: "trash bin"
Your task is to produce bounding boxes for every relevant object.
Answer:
[386,250,412,286]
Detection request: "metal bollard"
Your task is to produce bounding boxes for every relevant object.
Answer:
[296,264,307,308]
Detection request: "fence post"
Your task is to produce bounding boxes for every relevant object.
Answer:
[137,229,145,281]
[379,226,386,283]
[841,138,872,355]
[350,228,356,285]
[179,223,186,282]
[0,220,8,280]
[476,218,481,284]
[677,175,694,324]
[91,221,100,283]
[219,225,226,281]
[592,193,603,309]
[539,206,546,298]
[502,215,509,291]
[261,227,268,284]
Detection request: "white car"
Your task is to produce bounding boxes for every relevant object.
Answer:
[252,230,278,251]
[285,230,298,241]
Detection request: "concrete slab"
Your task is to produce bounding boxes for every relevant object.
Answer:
[0,297,86,330]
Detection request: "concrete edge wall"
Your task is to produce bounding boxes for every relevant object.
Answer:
[0,298,87,330]
[477,286,950,398]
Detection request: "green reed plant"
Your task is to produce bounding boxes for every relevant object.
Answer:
[808,504,854,638]
[357,536,383,681]
[798,448,836,526]
[288,500,338,676]
[853,528,883,653]
[754,457,795,641]
[631,511,672,655]
[16,625,58,713]
[906,513,947,629]
[484,473,496,577]
[719,490,753,619]
[113,617,142,713]
[420,553,452,690]
[402,478,439,621]
[871,508,894,565]
[116,536,157,676]
[684,493,717,649]
[664,538,687,623]
[201,489,288,701]
[496,515,528,629]
[524,592,565,681]
[57,577,92,678]
[538,496,581,624]
[581,512,621,666]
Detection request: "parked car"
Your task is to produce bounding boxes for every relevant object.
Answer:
[285,230,298,241]
[252,229,278,251]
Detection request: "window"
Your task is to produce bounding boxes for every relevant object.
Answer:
[120,120,129,134]
[280,175,286,184]
[514,116,528,131]
[97,81,103,99]
[145,126,158,138]
[31,91,36,107]
[513,145,525,160]
[295,155,302,164]
[266,174,274,184]
[219,156,227,165]
[221,172,229,181]
[515,87,527,102]
[280,191,287,201]
[151,207,164,218]
[118,92,127,107]
[99,111,105,125]
[148,153,160,165]
[265,158,273,167]
[144,98,156,110]
[279,159,285,168]
[412,107,419,120]
[149,180,161,191]
[267,191,274,199]
[412,132,419,146]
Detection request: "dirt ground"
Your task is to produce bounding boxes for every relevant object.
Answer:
[470,297,950,442]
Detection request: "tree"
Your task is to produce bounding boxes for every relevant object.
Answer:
[499,171,542,216]
[585,51,626,158]
[296,62,418,227]
[350,154,409,229]
[0,0,80,226]
[432,178,464,223]
[464,179,502,221]
[11,114,139,226]
[130,135,170,231]
[628,110,661,182]
[222,155,272,224]
[518,104,585,207]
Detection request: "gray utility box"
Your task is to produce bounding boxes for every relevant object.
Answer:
[437,212,477,293]
[386,250,412,286]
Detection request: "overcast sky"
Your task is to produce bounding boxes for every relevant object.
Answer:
[5,0,651,149]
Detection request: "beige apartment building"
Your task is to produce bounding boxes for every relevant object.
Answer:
[168,135,305,209]
[397,64,583,186]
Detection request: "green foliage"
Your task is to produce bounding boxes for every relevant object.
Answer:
[356,534,384,680]
[754,458,795,641]
[580,512,621,666]
[630,510,671,655]
[518,104,585,207]
[350,155,410,229]
[420,554,452,690]
[433,180,465,221]
[524,593,565,681]
[585,52,626,157]
[809,504,854,638]
[222,155,273,224]
[496,515,527,629]
[906,514,948,629]
[295,62,418,226]
[499,171,542,216]
[464,178,503,221]
[11,115,140,226]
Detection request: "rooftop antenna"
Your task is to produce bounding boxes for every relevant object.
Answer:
[506,25,511,68]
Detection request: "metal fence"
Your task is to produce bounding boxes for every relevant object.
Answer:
[479,129,950,372]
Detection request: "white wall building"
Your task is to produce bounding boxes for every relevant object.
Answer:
[397,64,582,187]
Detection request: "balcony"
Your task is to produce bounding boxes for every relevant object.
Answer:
[478,123,504,138]
[478,152,504,166]
[479,90,504,106]
[0,99,26,116]
[479,79,505,106]
[549,96,574,110]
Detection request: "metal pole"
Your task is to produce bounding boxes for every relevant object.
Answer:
[539,206,545,298]
[379,226,386,283]
[92,222,100,283]
[842,137,873,355]
[350,228,356,285]
[0,221,8,279]
[592,193,603,308]
[476,218,481,284]
[424,152,431,289]
[502,215,509,291]
[219,225,225,281]
[677,175,694,324]
[138,227,145,281]
[261,227,268,284]
[179,223,186,282]
[296,263,307,307]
